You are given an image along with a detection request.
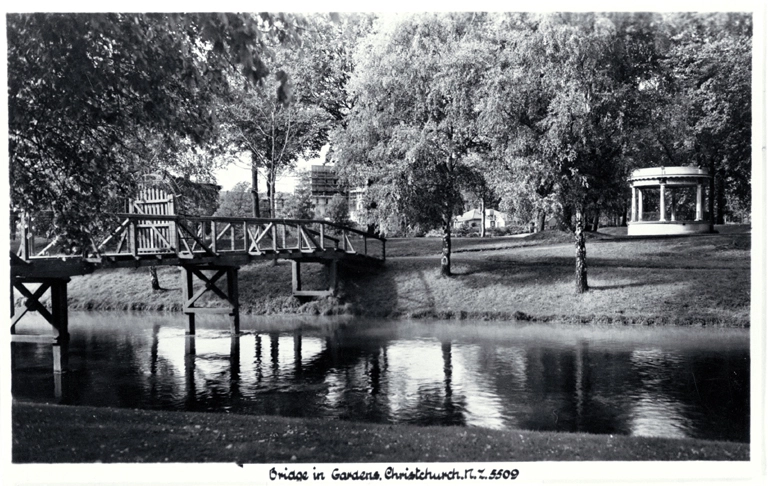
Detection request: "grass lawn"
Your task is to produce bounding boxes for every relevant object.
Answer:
[343,226,751,325]
[12,402,748,463]
[24,225,749,326]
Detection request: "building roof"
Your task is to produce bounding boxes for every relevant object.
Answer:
[455,209,504,222]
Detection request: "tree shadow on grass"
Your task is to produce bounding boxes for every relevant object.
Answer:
[340,260,400,317]
[588,281,662,290]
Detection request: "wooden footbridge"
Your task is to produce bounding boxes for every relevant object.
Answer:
[10,189,385,373]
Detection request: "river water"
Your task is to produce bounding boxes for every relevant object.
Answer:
[11,313,749,443]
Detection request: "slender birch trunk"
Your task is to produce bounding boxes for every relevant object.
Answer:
[575,208,588,293]
[441,214,452,277]
[480,199,486,238]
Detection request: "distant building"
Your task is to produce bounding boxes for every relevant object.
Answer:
[453,208,507,230]
[310,165,343,219]
[308,165,370,225]
[347,187,368,224]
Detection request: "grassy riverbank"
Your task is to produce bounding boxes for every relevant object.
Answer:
[12,402,748,462]
[50,225,750,327]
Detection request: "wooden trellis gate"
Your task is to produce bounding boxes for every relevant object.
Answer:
[131,183,177,254]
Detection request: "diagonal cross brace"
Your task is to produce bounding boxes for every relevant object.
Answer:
[186,269,229,307]
[11,281,53,329]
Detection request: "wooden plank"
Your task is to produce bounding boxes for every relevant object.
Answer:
[255,223,274,246]
[182,306,233,314]
[19,213,30,261]
[35,236,61,257]
[272,225,278,252]
[11,334,57,343]
[180,267,195,335]
[292,290,334,298]
[129,221,138,257]
[176,220,216,256]
[227,267,240,334]
[247,227,260,252]
[211,221,218,253]
[292,261,301,292]
[215,222,231,242]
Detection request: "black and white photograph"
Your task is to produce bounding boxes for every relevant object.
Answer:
[2,2,765,485]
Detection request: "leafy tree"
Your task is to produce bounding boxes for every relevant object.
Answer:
[297,13,376,127]
[615,13,751,224]
[482,13,660,292]
[284,170,315,220]
[218,47,332,218]
[214,181,253,218]
[664,13,752,224]
[8,12,304,249]
[326,194,351,226]
[335,13,492,276]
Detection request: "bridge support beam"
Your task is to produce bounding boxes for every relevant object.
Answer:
[291,260,337,298]
[180,265,240,336]
[10,277,71,374]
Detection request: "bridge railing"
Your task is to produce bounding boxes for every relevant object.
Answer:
[94,214,385,262]
[11,211,385,263]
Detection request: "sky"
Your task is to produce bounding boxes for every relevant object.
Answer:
[213,145,330,193]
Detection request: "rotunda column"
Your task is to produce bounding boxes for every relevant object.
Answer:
[696,183,703,221]
[670,189,676,221]
[659,182,666,221]
[638,189,643,221]
[630,186,637,222]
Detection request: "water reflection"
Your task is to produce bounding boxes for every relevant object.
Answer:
[10,314,749,443]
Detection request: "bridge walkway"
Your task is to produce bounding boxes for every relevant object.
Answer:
[10,211,386,373]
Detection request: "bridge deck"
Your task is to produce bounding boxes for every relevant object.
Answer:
[10,211,386,375]
[11,214,385,279]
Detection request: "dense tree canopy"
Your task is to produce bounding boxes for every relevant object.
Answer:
[335,13,494,275]
[214,181,252,218]
[333,11,751,291]
[218,49,331,218]
[8,12,304,247]
[7,11,752,293]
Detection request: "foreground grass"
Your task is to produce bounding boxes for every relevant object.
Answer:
[24,226,750,326]
[12,402,748,463]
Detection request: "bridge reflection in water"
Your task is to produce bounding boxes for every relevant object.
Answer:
[10,314,749,442]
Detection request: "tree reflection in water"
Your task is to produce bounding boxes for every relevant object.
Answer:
[10,314,750,443]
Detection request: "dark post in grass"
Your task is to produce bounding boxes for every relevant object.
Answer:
[575,209,588,293]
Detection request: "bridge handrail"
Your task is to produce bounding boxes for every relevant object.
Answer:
[113,213,386,242]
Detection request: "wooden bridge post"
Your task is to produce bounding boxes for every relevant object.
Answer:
[10,277,71,373]
[326,260,338,293]
[292,261,302,294]
[180,266,196,335]
[226,266,240,335]
[291,259,337,297]
[50,278,70,374]
[179,265,240,336]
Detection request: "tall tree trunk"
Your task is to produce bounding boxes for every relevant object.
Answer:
[537,210,546,232]
[251,158,260,218]
[150,266,161,291]
[574,208,588,294]
[480,199,486,238]
[561,205,573,231]
[708,161,716,226]
[441,214,452,277]
[620,202,627,227]
[715,173,726,225]
[266,172,273,219]
[591,210,600,232]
